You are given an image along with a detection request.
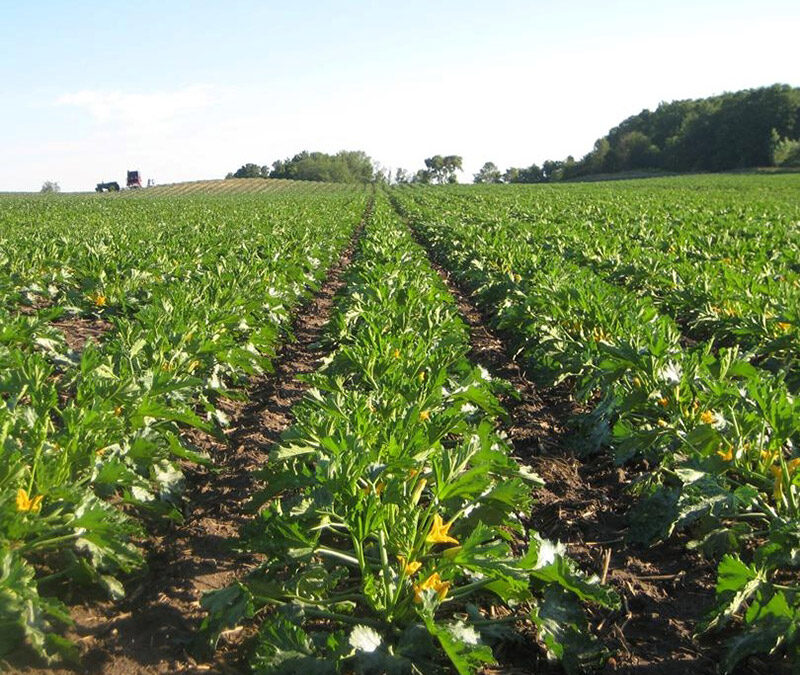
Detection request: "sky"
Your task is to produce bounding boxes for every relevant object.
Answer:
[1,0,799,191]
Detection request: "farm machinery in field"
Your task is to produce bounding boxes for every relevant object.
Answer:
[127,170,142,188]
[95,170,144,193]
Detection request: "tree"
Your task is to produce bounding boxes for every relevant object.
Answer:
[579,138,611,174]
[394,168,411,184]
[269,150,377,183]
[412,169,432,184]
[423,155,463,184]
[40,181,60,193]
[542,160,564,181]
[773,136,800,166]
[502,164,543,183]
[371,162,390,184]
[535,84,800,178]
[519,164,544,183]
[473,162,502,184]
[613,132,659,170]
[227,163,269,179]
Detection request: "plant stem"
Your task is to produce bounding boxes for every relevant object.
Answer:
[316,546,360,567]
[304,607,385,629]
[22,532,80,553]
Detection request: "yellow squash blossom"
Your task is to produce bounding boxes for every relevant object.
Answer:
[426,514,459,545]
[397,556,422,576]
[91,293,107,307]
[700,410,715,425]
[361,481,385,496]
[717,446,734,462]
[771,465,785,502]
[768,461,800,503]
[592,328,606,342]
[410,478,427,506]
[392,348,401,359]
[413,572,451,603]
[16,488,43,513]
[777,322,792,332]
[419,410,430,422]
[769,460,800,479]
[657,397,669,407]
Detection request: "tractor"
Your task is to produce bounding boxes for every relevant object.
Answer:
[127,170,142,188]
[96,170,143,193]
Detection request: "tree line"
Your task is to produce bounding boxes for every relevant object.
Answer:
[475,83,800,184]
[227,85,800,187]
[226,150,377,183]
[227,152,464,185]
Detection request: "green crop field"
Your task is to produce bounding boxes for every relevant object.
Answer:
[1,175,799,674]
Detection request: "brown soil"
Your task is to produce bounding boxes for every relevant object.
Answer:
[415,242,733,674]
[6,203,369,675]
[54,316,113,352]
[16,296,54,315]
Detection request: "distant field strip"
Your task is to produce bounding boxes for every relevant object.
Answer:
[123,177,354,197]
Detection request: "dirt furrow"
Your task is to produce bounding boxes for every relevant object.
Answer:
[11,200,371,675]
[399,214,724,675]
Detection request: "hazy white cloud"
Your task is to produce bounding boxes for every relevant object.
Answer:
[43,85,229,190]
[56,85,217,126]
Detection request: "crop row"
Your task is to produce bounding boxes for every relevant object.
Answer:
[200,194,618,674]
[0,189,365,660]
[405,179,800,388]
[391,182,800,671]
[133,178,348,198]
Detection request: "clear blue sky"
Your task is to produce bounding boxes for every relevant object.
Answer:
[2,0,798,190]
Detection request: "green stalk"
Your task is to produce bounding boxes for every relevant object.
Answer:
[378,529,391,608]
[0,419,11,448]
[303,607,386,629]
[282,593,363,606]
[316,547,360,567]
[22,531,81,553]
[447,578,494,600]
[779,455,798,516]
